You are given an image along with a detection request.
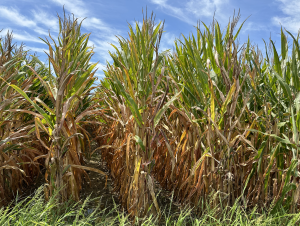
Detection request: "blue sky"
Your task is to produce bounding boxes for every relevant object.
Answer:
[0,0,297,80]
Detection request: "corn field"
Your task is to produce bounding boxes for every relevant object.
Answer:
[1,10,300,220]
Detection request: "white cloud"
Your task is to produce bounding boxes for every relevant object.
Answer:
[92,63,107,82]
[51,0,88,18]
[1,29,44,44]
[276,0,300,16]
[160,32,176,52]
[242,22,266,33]
[50,0,120,64]
[50,0,118,34]
[0,7,52,35]
[272,0,300,34]
[149,0,228,25]
[96,63,107,71]
[186,0,228,19]
[84,17,117,34]
[90,36,119,61]
[149,0,194,25]
[24,46,48,54]
[32,10,58,32]
[0,0,121,82]
[0,7,36,28]
[151,0,168,4]
[272,16,300,34]
[130,21,143,29]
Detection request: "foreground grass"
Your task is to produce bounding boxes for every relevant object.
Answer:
[1,186,300,225]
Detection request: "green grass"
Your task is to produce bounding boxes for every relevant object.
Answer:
[1,186,300,225]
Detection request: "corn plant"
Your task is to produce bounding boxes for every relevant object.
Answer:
[150,13,258,209]
[0,31,45,206]
[9,13,106,203]
[97,11,300,217]
[98,14,184,218]
[2,7,300,221]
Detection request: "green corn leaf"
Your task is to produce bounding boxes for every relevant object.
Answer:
[264,144,280,190]
[286,30,300,63]
[297,109,300,132]
[10,84,54,129]
[262,39,270,63]
[220,79,236,117]
[290,106,299,159]
[271,40,282,76]
[134,135,145,152]
[154,90,182,128]
[271,159,298,214]
[281,27,288,60]
[272,69,292,101]
[234,17,248,41]
[3,144,21,153]
[114,79,143,126]
[62,165,71,175]
[248,129,296,148]
[255,140,267,173]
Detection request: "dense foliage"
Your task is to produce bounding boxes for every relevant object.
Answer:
[1,10,300,222]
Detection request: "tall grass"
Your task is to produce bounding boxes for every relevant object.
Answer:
[1,186,300,225]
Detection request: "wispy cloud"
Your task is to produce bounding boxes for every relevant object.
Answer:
[186,0,229,19]
[242,22,266,33]
[0,7,55,35]
[24,46,48,54]
[272,0,300,34]
[149,0,229,25]
[90,36,119,61]
[32,10,58,32]
[50,0,88,18]
[49,0,122,77]
[1,28,44,44]
[50,0,117,35]
[149,0,194,25]
[50,0,114,33]
[84,17,117,34]
[48,0,123,77]
[130,21,143,29]
[160,32,177,52]
[0,7,36,28]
